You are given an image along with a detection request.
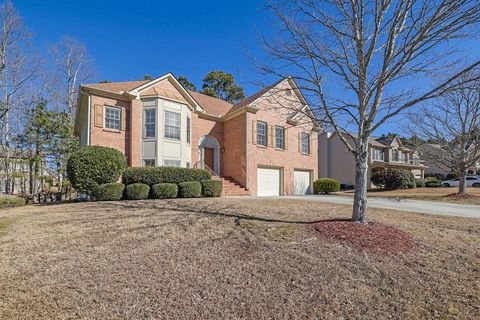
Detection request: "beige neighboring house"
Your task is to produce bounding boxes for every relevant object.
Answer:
[318,132,427,187]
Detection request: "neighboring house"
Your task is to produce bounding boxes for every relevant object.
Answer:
[74,73,319,196]
[419,143,480,176]
[318,132,427,187]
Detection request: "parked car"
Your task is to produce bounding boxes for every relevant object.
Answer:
[441,176,480,187]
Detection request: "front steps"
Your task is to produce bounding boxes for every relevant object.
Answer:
[221,176,250,196]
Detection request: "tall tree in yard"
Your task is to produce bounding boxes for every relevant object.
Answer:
[201,71,245,103]
[409,72,480,194]
[261,0,480,222]
[178,76,196,91]
[49,36,94,121]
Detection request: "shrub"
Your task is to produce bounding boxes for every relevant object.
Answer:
[151,183,178,199]
[425,176,439,183]
[0,195,26,209]
[426,180,442,188]
[313,178,340,194]
[446,172,459,180]
[370,168,415,190]
[201,180,223,197]
[406,181,416,189]
[122,167,211,186]
[67,146,127,197]
[96,183,125,201]
[425,173,446,181]
[415,178,426,188]
[125,183,150,200]
[178,181,202,198]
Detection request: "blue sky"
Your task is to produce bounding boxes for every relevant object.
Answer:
[15,0,270,93]
[13,0,480,136]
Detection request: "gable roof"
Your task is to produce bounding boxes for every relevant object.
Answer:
[188,90,234,116]
[83,80,148,93]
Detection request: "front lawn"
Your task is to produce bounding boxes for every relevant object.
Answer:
[0,199,479,319]
[337,187,480,205]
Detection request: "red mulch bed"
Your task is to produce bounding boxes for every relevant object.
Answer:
[312,219,417,255]
[444,192,480,201]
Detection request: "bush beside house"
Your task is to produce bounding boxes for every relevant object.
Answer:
[125,183,150,200]
[96,183,125,201]
[371,168,416,190]
[122,167,211,186]
[314,178,340,194]
[201,180,223,197]
[178,181,202,198]
[67,146,127,197]
[151,183,178,199]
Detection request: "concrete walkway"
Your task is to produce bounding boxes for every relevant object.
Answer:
[235,195,480,219]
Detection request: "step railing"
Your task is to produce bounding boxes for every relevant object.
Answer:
[193,161,218,177]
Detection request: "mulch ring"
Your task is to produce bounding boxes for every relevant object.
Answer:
[312,219,418,255]
[444,192,480,201]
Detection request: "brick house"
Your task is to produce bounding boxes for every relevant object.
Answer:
[74,73,319,196]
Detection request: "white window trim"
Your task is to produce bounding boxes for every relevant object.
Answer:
[257,121,268,146]
[104,105,122,131]
[186,115,191,145]
[143,159,156,167]
[164,110,181,141]
[300,133,310,154]
[143,108,156,139]
[275,126,285,150]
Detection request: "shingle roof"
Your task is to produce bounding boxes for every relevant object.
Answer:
[83,80,148,93]
[187,90,234,116]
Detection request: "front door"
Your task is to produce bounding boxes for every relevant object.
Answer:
[204,148,215,171]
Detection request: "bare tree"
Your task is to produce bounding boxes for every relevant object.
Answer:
[48,36,94,121]
[260,0,480,222]
[0,1,38,193]
[409,72,480,193]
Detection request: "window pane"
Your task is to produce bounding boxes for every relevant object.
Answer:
[164,111,181,140]
[105,107,121,130]
[275,127,284,149]
[144,109,156,138]
[163,160,181,167]
[143,159,155,167]
[186,116,191,144]
[301,133,310,153]
[257,121,267,146]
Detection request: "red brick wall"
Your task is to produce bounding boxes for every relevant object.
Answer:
[222,113,247,186]
[89,95,142,166]
[191,112,224,172]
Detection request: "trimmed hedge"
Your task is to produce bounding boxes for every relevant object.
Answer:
[426,181,442,188]
[314,178,340,194]
[151,183,178,199]
[96,183,125,201]
[178,181,202,198]
[67,146,127,196]
[415,179,426,188]
[201,180,223,197]
[125,183,150,200]
[122,167,211,186]
[0,196,26,209]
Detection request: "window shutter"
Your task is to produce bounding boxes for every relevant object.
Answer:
[252,120,257,145]
[308,134,311,154]
[284,129,288,150]
[268,125,274,147]
[94,104,103,128]
[121,108,127,131]
[272,126,277,148]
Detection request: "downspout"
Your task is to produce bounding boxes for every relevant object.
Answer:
[87,93,91,145]
[245,112,249,190]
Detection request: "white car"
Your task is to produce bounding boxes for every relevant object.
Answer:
[441,176,480,187]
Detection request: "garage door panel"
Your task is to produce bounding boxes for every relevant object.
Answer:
[257,168,281,196]
[294,170,311,195]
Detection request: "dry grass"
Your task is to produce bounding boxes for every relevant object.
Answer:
[0,199,479,319]
[337,187,480,204]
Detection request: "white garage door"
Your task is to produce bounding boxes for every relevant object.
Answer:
[294,170,311,195]
[257,168,281,196]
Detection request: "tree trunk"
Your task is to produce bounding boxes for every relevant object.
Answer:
[458,172,467,194]
[352,142,369,222]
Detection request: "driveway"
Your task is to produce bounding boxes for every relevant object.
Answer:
[236,195,480,219]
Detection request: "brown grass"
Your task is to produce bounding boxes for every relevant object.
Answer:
[0,199,479,319]
[337,187,480,204]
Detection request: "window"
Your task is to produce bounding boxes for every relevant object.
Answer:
[163,160,181,167]
[164,111,181,140]
[372,148,385,161]
[300,133,310,154]
[401,153,408,163]
[392,149,399,161]
[105,106,121,130]
[257,121,267,146]
[186,116,191,144]
[275,126,285,149]
[144,109,156,138]
[186,161,191,168]
[413,156,421,165]
[143,159,155,167]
